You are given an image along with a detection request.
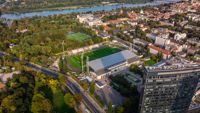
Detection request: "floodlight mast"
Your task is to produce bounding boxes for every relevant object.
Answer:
[81,53,84,73]
[62,40,65,59]
[130,43,133,52]
[86,56,90,76]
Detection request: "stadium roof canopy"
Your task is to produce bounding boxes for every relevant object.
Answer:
[89,50,138,72]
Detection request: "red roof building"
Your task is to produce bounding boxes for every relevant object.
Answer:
[148,44,171,59]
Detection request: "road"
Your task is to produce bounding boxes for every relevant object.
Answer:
[113,36,131,48]
[0,52,105,113]
[67,77,105,113]
[113,36,142,53]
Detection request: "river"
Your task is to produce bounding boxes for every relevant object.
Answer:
[0,0,181,20]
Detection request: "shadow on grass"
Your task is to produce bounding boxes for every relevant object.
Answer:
[53,89,76,113]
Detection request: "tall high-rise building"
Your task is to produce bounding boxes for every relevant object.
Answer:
[140,57,200,113]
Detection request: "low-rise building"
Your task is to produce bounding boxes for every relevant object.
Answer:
[133,38,149,46]
[148,44,171,59]
[77,14,103,27]
[98,32,110,39]
[187,13,200,22]
[155,36,170,47]
[187,47,199,55]
[0,83,5,91]
[187,38,200,47]
[194,54,200,60]
[174,33,187,41]
[146,33,157,40]
[168,40,188,53]
[95,81,106,89]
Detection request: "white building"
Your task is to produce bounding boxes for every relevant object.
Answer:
[77,14,103,27]
[95,81,106,89]
[187,13,200,22]
[154,33,170,47]
[146,33,157,40]
[77,14,93,23]
[174,33,187,41]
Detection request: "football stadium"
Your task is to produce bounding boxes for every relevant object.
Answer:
[89,50,140,79]
[68,44,140,79]
[69,46,121,69]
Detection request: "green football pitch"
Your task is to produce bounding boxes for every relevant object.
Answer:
[69,47,121,69]
[67,32,91,42]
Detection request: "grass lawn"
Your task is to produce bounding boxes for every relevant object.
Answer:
[144,59,156,66]
[51,87,75,113]
[69,46,121,69]
[67,32,91,42]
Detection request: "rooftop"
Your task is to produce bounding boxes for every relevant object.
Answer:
[89,50,139,72]
[148,44,171,55]
[146,57,200,72]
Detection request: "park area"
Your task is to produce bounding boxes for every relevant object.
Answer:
[48,79,75,113]
[67,32,91,42]
[69,46,121,69]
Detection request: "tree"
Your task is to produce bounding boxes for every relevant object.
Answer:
[48,79,59,89]
[59,57,64,72]
[107,101,113,113]
[64,93,76,108]
[157,52,163,61]
[11,20,18,30]
[130,85,138,94]
[135,25,146,39]
[146,48,150,56]
[115,106,124,113]
[98,25,104,31]
[130,64,143,75]
[74,93,82,104]
[81,82,89,90]
[147,20,160,28]
[88,39,94,45]
[1,72,35,113]
[58,74,67,86]
[59,57,68,74]
[122,97,139,113]
[19,76,29,84]
[31,93,53,113]
[1,95,17,113]
[151,54,158,62]
[14,62,24,71]
[89,82,95,95]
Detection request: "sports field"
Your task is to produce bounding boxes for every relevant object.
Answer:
[67,32,91,42]
[69,47,121,69]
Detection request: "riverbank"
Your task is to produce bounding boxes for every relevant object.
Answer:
[0,0,182,20]
[0,0,149,13]
[1,5,90,14]
[1,3,122,14]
